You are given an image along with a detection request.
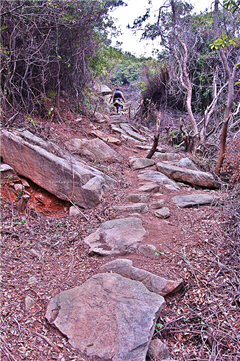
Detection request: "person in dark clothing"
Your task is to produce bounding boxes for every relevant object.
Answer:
[112,88,126,114]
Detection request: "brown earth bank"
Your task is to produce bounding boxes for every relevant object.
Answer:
[1,110,239,361]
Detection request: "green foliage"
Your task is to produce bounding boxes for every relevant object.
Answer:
[210,34,238,49]
[223,0,240,13]
[109,52,159,87]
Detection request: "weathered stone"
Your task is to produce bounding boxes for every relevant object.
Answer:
[138,244,160,259]
[115,203,148,214]
[148,339,170,360]
[90,129,122,145]
[172,193,219,208]
[138,183,160,193]
[110,123,126,134]
[25,295,35,312]
[65,137,120,162]
[20,178,30,188]
[83,217,146,256]
[1,129,117,208]
[129,157,155,170]
[46,273,165,361]
[127,193,150,203]
[101,259,183,297]
[14,183,24,192]
[0,163,14,174]
[150,199,165,209]
[138,171,180,191]
[121,133,142,143]
[120,123,147,142]
[177,157,198,171]
[154,152,182,162]
[69,206,81,217]
[154,207,171,219]
[156,162,217,188]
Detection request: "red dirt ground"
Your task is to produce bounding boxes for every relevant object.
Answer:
[1,112,237,361]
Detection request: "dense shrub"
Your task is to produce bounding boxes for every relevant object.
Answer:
[0,0,123,114]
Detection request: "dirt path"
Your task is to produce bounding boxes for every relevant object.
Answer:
[1,112,231,361]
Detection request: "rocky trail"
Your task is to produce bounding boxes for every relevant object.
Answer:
[1,108,238,361]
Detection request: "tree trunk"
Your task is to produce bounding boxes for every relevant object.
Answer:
[170,0,199,152]
[215,114,231,175]
[147,133,160,159]
[147,112,161,159]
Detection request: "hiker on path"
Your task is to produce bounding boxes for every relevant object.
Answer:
[111,87,126,114]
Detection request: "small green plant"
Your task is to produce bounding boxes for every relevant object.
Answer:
[48,107,54,115]
[56,220,62,227]
[155,322,164,332]
[5,174,13,179]
[18,187,25,196]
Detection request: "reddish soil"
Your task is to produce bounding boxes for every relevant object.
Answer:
[1,112,238,361]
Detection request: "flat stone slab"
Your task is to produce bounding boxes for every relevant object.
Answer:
[172,193,219,208]
[129,157,155,170]
[138,171,180,191]
[65,137,120,162]
[120,123,147,142]
[150,199,165,209]
[114,203,148,214]
[90,129,122,145]
[83,217,146,255]
[127,193,150,203]
[101,259,183,296]
[46,273,165,361]
[154,152,182,162]
[110,123,126,134]
[157,162,217,188]
[138,183,160,193]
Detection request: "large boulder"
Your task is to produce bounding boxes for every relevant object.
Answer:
[156,162,217,188]
[0,129,117,208]
[177,157,198,171]
[46,273,165,361]
[129,157,155,170]
[83,217,146,255]
[65,137,120,162]
[138,171,180,191]
[172,193,219,208]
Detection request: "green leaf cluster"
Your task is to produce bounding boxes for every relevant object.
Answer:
[210,34,238,49]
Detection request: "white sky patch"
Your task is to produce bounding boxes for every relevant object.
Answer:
[110,0,213,58]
